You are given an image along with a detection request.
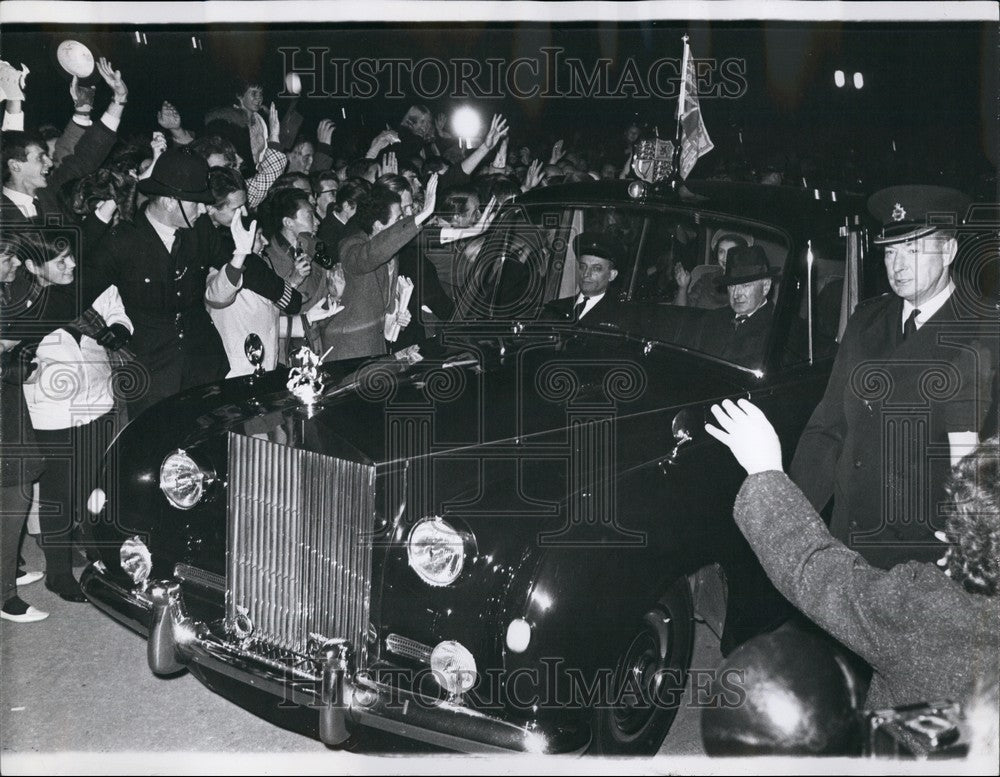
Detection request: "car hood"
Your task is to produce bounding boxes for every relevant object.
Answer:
[165,328,745,476]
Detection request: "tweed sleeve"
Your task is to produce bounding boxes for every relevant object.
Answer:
[53,116,86,166]
[341,217,419,275]
[48,119,117,191]
[732,470,936,674]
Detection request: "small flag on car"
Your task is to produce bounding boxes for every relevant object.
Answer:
[676,37,714,180]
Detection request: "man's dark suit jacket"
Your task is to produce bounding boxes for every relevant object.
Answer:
[317,211,351,258]
[790,291,997,569]
[541,290,623,325]
[1,119,118,229]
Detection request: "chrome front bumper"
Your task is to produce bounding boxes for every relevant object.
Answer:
[80,563,575,754]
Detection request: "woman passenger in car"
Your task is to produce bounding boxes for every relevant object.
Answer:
[375,174,454,349]
[674,232,748,309]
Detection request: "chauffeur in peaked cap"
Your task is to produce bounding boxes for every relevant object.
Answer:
[542,231,623,324]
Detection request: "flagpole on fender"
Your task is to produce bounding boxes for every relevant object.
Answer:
[670,35,689,189]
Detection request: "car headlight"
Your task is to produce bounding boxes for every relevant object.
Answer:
[159,449,214,510]
[120,536,152,585]
[406,517,471,587]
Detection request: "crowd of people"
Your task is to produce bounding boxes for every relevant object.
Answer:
[0,50,996,760]
[0,60,561,623]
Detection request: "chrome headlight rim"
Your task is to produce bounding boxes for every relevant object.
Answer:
[405,516,476,587]
[158,448,215,510]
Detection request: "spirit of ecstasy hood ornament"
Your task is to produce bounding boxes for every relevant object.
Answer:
[287,345,327,406]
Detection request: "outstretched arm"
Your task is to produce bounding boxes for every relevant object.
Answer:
[705,398,924,675]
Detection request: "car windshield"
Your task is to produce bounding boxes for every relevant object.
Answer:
[452,201,794,371]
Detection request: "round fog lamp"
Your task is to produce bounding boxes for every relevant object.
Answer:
[120,536,152,585]
[506,618,531,653]
[159,449,211,510]
[430,640,477,697]
[407,517,466,586]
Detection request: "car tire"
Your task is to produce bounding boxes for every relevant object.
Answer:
[588,576,695,755]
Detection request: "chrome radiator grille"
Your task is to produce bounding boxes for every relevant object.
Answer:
[226,432,375,658]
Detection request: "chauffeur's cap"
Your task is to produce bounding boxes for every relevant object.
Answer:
[572,231,621,266]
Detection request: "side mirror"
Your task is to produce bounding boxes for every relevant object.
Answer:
[244,333,265,376]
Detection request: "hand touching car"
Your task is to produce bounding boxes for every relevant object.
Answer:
[705,399,784,475]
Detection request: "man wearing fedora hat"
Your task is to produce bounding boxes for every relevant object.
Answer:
[88,147,257,416]
[543,231,623,324]
[790,185,997,569]
[696,243,780,370]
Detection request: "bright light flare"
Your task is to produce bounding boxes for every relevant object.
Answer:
[451,106,482,142]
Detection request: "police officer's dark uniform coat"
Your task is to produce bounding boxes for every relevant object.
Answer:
[791,287,996,569]
[89,208,231,415]
[790,185,997,570]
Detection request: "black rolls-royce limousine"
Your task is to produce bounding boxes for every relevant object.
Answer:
[80,178,876,754]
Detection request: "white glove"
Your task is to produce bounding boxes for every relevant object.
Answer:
[230,215,257,255]
[704,398,783,475]
[305,296,343,323]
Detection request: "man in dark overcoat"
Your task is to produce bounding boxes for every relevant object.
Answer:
[695,244,779,371]
[790,185,997,569]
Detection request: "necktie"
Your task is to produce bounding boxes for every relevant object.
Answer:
[574,296,589,320]
[902,308,920,340]
[732,315,748,331]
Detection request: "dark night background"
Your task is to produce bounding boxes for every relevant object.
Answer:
[1,21,997,194]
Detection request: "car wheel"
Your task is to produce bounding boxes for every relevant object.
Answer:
[588,576,694,755]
